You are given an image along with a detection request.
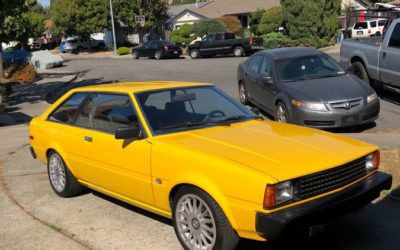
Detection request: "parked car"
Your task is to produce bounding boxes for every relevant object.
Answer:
[188,32,263,59]
[59,41,66,53]
[30,81,392,250]
[351,19,387,38]
[132,40,182,60]
[341,18,400,94]
[238,48,380,128]
[65,37,105,53]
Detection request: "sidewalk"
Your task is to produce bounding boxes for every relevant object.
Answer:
[319,44,340,54]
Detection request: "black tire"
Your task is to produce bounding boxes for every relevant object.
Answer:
[239,81,249,105]
[47,151,83,198]
[155,50,163,60]
[275,102,291,123]
[233,46,244,57]
[132,50,139,59]
[190,49,200,59]
[352,61,371,85]
[172,186,239,250]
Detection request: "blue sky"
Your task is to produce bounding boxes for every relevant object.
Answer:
[38,0,50,7]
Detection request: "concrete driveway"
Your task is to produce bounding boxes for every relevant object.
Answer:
[1,52,400,249]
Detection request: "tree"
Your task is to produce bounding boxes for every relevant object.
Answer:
[0,0,36,80]
[219,16,242,35]
[170,23,194,45]
[23,3,47,39]
[257,6,282,35]
[250,8,265,36]
[281,0,341,40]
[192,19,227,37]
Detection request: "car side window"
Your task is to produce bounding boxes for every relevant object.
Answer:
[248,55,263,74]
[370,21,377,28]
[48,93,88,124]
[92,94,138,134]
[74,94,97,128]
[205,34,215,42]
[215,33,223,41]
[259,57,272,77]
[389,23,400,48]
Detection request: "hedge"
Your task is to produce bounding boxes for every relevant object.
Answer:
[117,47,130,55]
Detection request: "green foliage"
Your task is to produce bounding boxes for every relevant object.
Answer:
[170,24,194,45]
[113,0,169,31]
[192,19,227,37]
[281,0,341,40]
[262,32,333,49]
[23,4,47,39]
[257,6,282,35]
[116,47,130,55]
[219,16,242,34]
[250,8,266,36]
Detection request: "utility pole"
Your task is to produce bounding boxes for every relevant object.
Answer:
[109,0,117,55]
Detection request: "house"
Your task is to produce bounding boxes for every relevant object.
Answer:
[341,0,371,10]
[167,0,280,30]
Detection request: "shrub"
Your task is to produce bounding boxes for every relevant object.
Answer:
[262,32,295,49]
[116,47,130,55]
[219,16,242,34]
[192,19,227,37]
[10,65,38,83]
[170,24,195,45]
[257,6,283,35]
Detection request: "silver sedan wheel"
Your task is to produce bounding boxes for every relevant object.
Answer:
[175,194,217,250]
[276,105,287,123]
[239,84,247,103]
[48,154,66,193]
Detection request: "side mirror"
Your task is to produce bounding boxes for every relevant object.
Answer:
[115,126,141,140]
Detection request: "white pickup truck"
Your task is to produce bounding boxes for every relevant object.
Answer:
[341,18,400,93]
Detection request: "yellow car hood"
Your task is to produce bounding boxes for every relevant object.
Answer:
[156,120,377,181]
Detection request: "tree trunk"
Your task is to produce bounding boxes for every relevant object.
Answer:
[0,45,4,82]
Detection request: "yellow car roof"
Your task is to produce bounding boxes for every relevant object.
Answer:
[75,81,214,93]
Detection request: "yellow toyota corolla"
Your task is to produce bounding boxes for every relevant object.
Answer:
[29,81,392,250]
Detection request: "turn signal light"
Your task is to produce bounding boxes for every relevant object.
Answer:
[264,185,276,209]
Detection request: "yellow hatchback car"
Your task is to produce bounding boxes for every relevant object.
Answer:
[30,81,392,250]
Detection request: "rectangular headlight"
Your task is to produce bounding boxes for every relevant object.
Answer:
[366,151,380,172]
[367,93,378,103]
[264,181,294,209]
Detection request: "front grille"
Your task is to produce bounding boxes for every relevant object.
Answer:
[330,98,363,111]
[363,111,379,121]
[304,120,336,127]
[294,157,367,200]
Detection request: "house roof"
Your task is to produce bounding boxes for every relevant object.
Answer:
[168,2,211,17]
[194,0,280,18]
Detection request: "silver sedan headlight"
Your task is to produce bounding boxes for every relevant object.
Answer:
[367,93,378,103]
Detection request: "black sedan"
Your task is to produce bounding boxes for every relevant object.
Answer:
[132,40,182,60]
[237,48,380,128]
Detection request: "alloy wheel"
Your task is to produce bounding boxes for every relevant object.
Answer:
[175,194,217,250]
[48,153,66,192]
[239,83,247,104]
[276,104,287,123]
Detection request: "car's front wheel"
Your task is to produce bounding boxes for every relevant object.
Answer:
[172,186,239,250]
[233,46,244,57]
[190,49,200,59]
[47,151,83,197]
[239,82,249,105]
[132,50,139,59]
[275,102,290,123]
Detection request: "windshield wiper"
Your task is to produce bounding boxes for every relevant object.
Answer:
[214,115,250,125]
[160,121,209,131]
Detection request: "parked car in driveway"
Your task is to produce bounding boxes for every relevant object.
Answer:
[188,32,263,59]
[65,37,105,53]
[132,40,182,60]
[30,81,391,250]
[341,17,400,94]
[238,48,380,128]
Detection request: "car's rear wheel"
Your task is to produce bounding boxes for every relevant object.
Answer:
[233,46,244,57]
[155,50,163,60]
[132,50,139,59]
[172,186,239,250]
[47,151,83,197]
[352,61,371,85]
[239,82,249,105]
[275,102,290,123]
[190,49,200,59]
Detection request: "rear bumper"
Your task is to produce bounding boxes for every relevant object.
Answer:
[255,171,392,240]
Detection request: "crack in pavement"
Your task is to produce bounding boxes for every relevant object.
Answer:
[0,156,93,250]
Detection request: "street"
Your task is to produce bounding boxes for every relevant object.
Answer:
[1,54,400,250]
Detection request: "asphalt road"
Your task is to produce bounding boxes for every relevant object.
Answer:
[61,54,400,132]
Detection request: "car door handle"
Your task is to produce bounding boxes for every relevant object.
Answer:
[382,52,386,59]
[84,136,93,142]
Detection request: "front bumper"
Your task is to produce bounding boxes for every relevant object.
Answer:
[255,172,392,240]
[292,100,380,128]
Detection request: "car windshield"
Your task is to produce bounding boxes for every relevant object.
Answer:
[136,86,256,134]
[276,54,345,82]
